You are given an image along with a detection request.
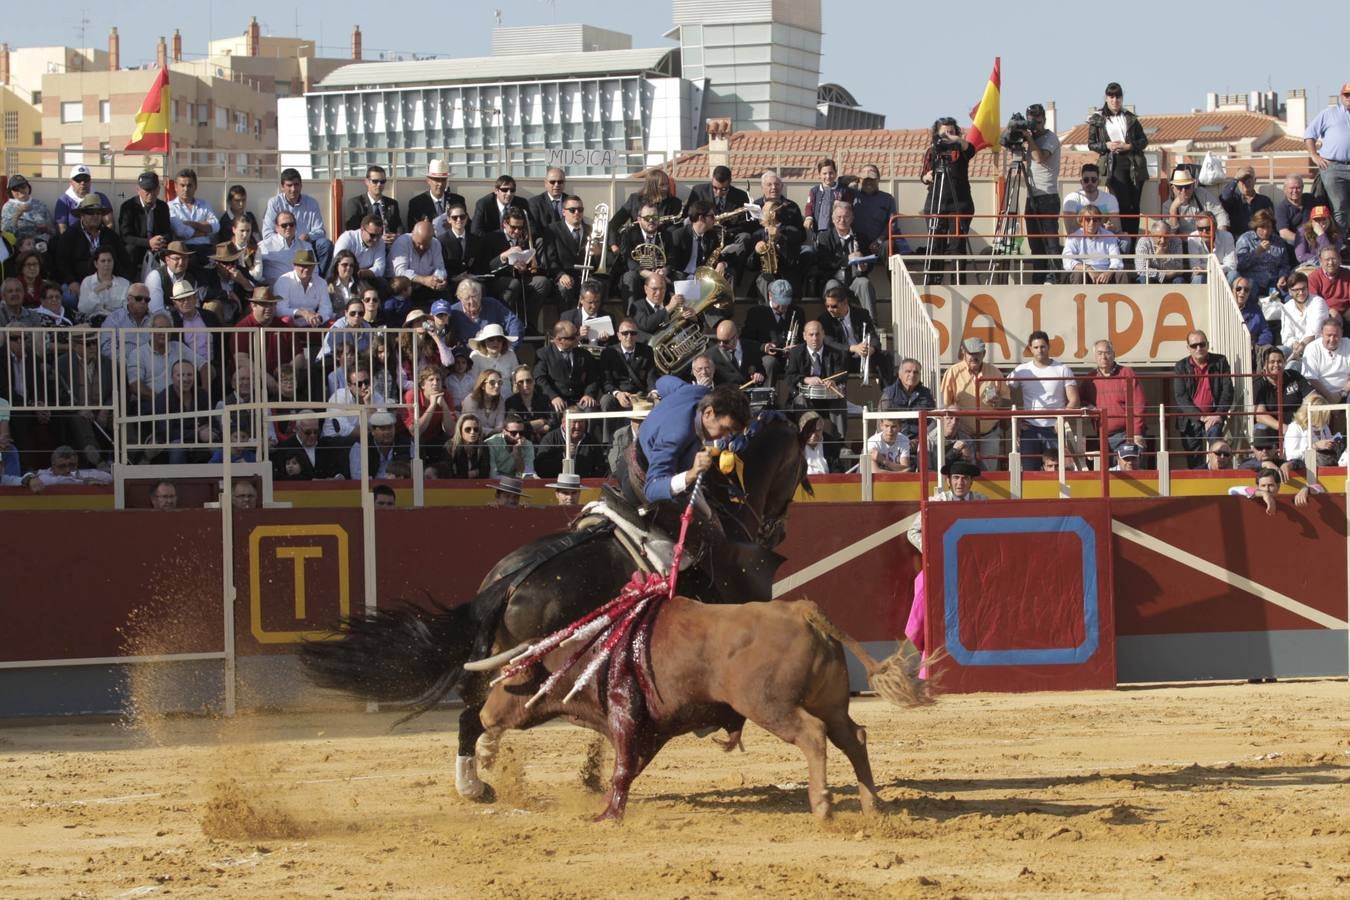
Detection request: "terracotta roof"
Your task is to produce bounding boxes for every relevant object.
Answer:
[656,128,1096,182]
[1061,111,1283,146]
[1260,135,1307,152]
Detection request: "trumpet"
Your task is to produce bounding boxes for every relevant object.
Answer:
[579,202,610,280]
[619,212,683,234]
[783,311,799,352]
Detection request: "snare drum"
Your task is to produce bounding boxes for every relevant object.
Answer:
[744,386,775,411]
[799,382,842,401]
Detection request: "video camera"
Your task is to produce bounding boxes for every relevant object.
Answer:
[1000,112,1029,151]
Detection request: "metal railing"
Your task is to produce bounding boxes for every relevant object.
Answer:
[887,254,941,391]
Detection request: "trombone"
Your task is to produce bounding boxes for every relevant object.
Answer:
[578,202,610,280]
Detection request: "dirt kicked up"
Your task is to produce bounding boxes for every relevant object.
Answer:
[2,681,1347,898]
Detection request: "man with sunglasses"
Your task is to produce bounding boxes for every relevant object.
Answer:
[1171,330,1233,469]
[253,212,314,286]
[344,165,403,239]
[1166,168,1228,235]
[543,195,595,308]
[1304,83,1350,230]
[272,412,349,481]
[683,165,750,224]
[600,317,656,438]
[527,168,569,229]
[484,414,537,480]
[534,408,607,478]
[334,214,389,284]
[533,321,600,414]
[438,202,483,283]
[471,175,530,237]
[1184,217,1238,284]
[53,165,112,235]
[263,168,332,275]
[1061,164,1121,237]
[618,202,675,304]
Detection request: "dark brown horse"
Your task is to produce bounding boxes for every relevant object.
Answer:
[300,413,814,799]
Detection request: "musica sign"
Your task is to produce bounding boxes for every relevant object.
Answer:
[546,148,618,170]
[919,285,1209,365]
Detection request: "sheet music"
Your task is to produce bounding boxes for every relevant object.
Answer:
[582,315,614,341]
[505,247,535,266]
[672,279,701,302]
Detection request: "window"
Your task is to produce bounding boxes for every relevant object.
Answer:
[3,111,17,143]
[216,106,228,130]
[60,101,83,124]
[30,90,41,105]
[61,143,85,166]
[99,100,110,123]
[187,103,196,124]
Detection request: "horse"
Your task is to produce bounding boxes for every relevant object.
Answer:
[300,413,815,800]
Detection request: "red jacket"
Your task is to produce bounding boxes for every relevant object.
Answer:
[1079,364,1146,436]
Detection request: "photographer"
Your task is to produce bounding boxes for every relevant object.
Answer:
[1001,104,1062,284]
[921,117,976,284]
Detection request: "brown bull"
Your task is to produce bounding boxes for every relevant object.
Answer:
[477,596,930,821]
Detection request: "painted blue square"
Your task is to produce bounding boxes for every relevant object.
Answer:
[941,515,1099,666]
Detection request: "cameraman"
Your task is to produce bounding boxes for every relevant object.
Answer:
[1002,104,1062,284]
[921,117,976,284]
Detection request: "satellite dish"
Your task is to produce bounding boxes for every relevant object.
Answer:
[215,67,225,77]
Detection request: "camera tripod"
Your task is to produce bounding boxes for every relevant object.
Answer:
[921,145,964,285]
[983,159,1030,285]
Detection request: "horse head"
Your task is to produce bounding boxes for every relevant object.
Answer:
[706,412,811,549]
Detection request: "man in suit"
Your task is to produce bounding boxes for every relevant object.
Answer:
[599,317,657,438]
[817,285,893,384]
[344,164,403,240]
[437,201,484,283]
[481,208,552,329]
[815,200,878,315]
[55,195,129,292]
[784,319,848,464]
[710,319,764,388]
[117,171,171,278]
[471,175,530,236]
[743,278,805,401]
[543,195,596,308]
[559,281,615,354]
[739,169,807,303]
[406,159,465,230]
[619,202,676,304]
[272,413,349,480]
[631,272,694,340]
[527,167,569,231]
[667,200,733,327]
[533,320,600,414]
[684,165,751,221]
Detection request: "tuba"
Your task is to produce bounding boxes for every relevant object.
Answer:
[649,266,734,373]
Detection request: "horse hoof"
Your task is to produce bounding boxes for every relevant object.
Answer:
[467,783,497,804]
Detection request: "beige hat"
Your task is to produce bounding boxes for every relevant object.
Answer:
[368,410,397,427]
[1170,169,1196,187]
[170,280,199,302]
[249,286,278,304]
[427,159,450,179]
[469,322,518,353]
[75,194,110,213]
[291,248,318,267]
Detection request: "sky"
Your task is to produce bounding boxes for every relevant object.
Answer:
[12,0,1349,132]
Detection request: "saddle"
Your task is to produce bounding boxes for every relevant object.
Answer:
[574,485,695,576]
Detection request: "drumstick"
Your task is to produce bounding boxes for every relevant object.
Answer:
[822,371,848,382]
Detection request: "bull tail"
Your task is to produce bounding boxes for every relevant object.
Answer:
[802,604,934,708]
[299,598,479,727]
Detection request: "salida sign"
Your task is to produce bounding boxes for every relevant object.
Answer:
[920,286,1207,364]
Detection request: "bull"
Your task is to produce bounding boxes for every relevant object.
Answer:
[476,595,931,821]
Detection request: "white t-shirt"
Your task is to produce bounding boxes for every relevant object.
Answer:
[1062,189,1120,221]
[866,431,911,468]
[1299,337,1350,399]
[1011,360,1076,427]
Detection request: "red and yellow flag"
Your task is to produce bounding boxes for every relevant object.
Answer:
[125,67,171,153]
[965,57,1001,153]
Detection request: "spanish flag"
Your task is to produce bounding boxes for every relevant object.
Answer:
[126,67,171,153]
[965,57,1001,153]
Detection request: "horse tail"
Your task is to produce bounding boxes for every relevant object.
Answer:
[300,587,501,726]
[801,603,933,708]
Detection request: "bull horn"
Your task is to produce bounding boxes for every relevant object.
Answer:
[463,642,531,672]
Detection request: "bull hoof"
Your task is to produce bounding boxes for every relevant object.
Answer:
[592,807,623,823]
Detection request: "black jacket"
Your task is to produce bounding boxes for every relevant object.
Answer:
[814,228,874,279]
[784,343,846,392]
[117,197,172,262]
[527,192,568,231]
[667,222,721,276]
[817,307,880,359]
[608,191,682,246]
[272,435,350,480]
[1171,353,1234,416]
[440,229,487,279]
[543,220,592,278]
[406,190,466,228]
[534,427,608,478]
[471,193,530,237]
[344,194,403,234]
[742,303,805,353]
[533,342,600,406]
[1087,107,1150,188]
[55,225,129,284]
[711,340,763,386]
[600,342,657,395]
[684,182,751,221]
[619,226,675,280]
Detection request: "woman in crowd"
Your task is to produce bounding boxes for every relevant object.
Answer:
[468,323,519,401]
[397,309,454,384]
[77,246,130,323]
[217,184,259,243]
[460,367,506,436]
[327,250,362,308]
[403,364,457,446]
[319,296,374,364]
[607,170,681,248]
[439,413,491,479]
[504,364,554,439]
[1293,205,1344,266]
[367,330,405,401]
[1234,209,1290,297]
[444,346,476,411]
[359,283,384,327]
[1086,82,1150,244]
[919,116,975,284]
[2,175,54,246]
[1283,394,1337,463]
[14,251,47,307]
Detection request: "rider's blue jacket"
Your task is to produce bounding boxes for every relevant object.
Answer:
[638,375,710,503]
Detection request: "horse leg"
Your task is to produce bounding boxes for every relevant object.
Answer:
[476,727,504,770]
[455,700,493,802]
[827,716,879,816]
